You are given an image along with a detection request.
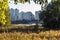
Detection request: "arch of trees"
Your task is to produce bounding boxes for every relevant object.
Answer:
[1,0,60,30]
[0,0,47,26]
[14,0,48,10]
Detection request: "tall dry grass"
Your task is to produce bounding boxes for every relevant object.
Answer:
[0,30,60,40]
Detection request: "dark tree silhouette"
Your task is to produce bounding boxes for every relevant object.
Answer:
[40,0,60,29]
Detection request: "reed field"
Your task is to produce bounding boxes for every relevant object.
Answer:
[0,25,60,40]
[0,30,60,40]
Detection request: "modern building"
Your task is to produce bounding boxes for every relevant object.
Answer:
[8,0,51,22]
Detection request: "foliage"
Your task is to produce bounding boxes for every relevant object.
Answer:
[14,0,29,4]
[40,0,60,29]
[5,9,11,25]
[14,0,48,4]
[0,0,11,26]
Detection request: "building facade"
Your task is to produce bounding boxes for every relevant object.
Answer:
[8,0,51,22]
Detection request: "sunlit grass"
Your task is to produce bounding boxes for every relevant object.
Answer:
[0,30,59,40]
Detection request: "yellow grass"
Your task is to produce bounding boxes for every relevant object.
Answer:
[0,30,60,40]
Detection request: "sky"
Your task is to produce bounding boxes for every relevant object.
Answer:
[8,0,51,15]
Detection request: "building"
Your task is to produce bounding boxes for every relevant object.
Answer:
[8,0,51,23]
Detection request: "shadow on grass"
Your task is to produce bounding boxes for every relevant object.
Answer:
[0,25,60,33]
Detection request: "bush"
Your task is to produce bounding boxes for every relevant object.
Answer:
[40,0,60,29]
[0,0,11,26]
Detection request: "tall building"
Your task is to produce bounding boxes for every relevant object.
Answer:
[8,0,51,21]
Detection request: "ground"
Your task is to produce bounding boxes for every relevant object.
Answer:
[0,25,60,40]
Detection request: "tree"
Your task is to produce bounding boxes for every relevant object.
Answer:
[0,0,11,26]
[33,0,48,31]
[14,0,30,4]
[40,0,60,29]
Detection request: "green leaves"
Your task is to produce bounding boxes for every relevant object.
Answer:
[14,0,48,4]
[14,0,28,4]
[0,0,11,26]
[52,0,57,2]
[40,0,60,29]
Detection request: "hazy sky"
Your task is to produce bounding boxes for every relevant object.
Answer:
[8,0,51,15]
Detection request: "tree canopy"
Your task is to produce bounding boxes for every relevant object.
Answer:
[0,0,11,26]
[40,0,60,29]
[14,0,48,4]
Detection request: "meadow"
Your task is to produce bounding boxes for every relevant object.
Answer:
[0,25,60,40]
[0,30,60,40]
